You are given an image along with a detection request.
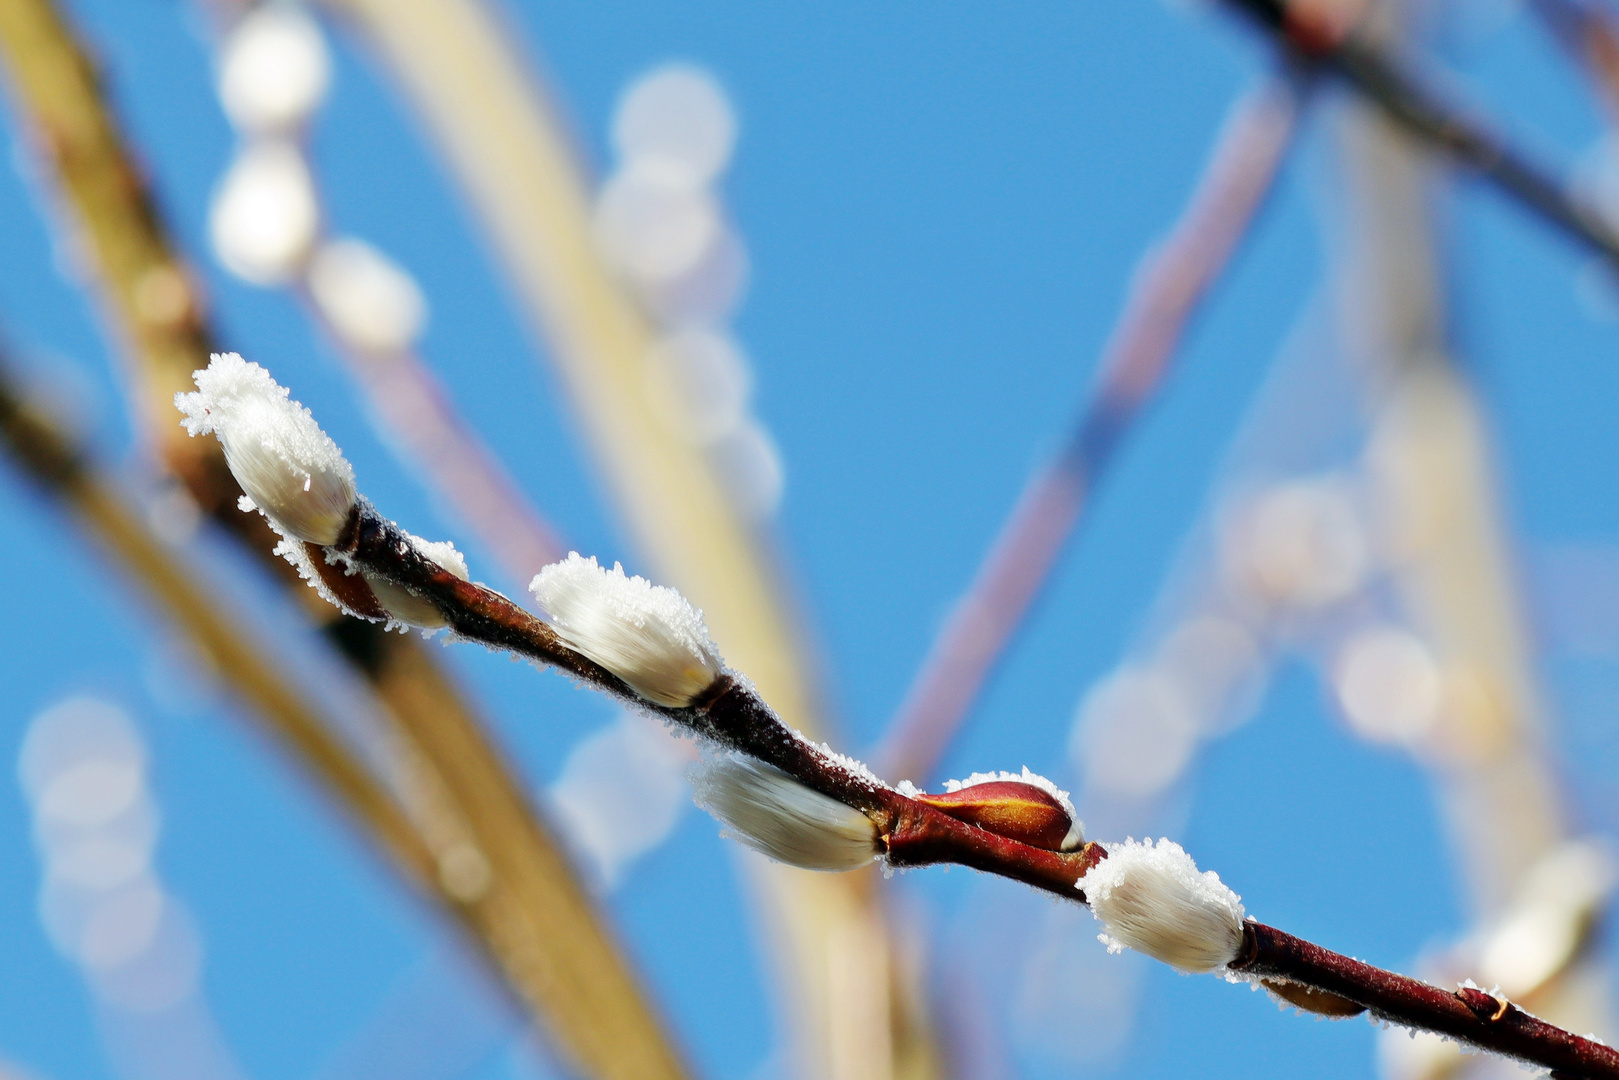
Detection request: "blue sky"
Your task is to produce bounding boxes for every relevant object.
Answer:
[0,2,1616,1080]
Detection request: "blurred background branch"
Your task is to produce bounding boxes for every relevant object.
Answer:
[0,3,689,1078]
[874,71,1307,786]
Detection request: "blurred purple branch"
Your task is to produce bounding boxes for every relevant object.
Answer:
[873,75,1306,784]
[1224,0,1619,267]
[314,330,568,587]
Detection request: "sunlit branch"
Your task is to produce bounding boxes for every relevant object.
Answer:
[0,352,439,895]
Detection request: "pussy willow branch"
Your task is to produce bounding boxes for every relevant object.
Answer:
[874,73,1306,784]
[1222,0,1619,269]
[337,500,1100,896]
[345,504,1619,1078]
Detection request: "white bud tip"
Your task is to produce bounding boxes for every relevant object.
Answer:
[529,553,724,707]
[1078,838,1245,973]
[175,353,356,545]
[365,533,470,630]
[690,751,879,872]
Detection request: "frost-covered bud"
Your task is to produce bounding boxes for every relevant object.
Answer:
[690,751,880,872]
[529,553,724,707]
[907,767,1084,851]
[175,353,356,545]
[365,535,470,629]
[1078,837,1245,973]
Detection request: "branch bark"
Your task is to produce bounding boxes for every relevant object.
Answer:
[340,501,1619,1079]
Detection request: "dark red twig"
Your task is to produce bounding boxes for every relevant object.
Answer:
[1223,0,1619,269]
[335,500,1102,895]
[1234,922,1619,1079]
[873,74,1306,784]
[335,500,1619,1077]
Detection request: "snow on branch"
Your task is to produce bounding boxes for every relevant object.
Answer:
[176,353,1619,1080]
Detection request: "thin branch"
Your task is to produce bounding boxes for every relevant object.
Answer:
[1222,0,1619,269]
[184,346,1619,1079]
[1233,923,1619,1079]
[337,498,1619,1079]
[336,497,1102,898]
[311,3,930,1072]
[302,310,568,586]
[875,74,1306,783]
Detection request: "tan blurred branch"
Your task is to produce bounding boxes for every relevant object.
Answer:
[0,353,438,901]
[875,74,1306,785]
[1334,89,1610,1078]
[0,5,689,1079]
[311,2,935,1076]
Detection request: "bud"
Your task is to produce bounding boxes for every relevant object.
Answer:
[365,535,470,629]
[530,553,724,707]
[175,353,356,545]
[906,767,1083,851]
[1077,837,1245,973]
[690,751,880,872]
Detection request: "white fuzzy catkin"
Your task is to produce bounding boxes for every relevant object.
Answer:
[530,553,724,707]
[175,353,356,545]
[1078,837,1246,973]
[690,751,879,872]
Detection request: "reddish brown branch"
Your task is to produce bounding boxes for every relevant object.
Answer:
[1234,922,1619,1078]
[874,74,1306,784]
[338,501,1102,895]
[339,499,1619,1077]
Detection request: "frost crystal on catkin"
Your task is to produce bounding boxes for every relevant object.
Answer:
[176,352,356,544]
[1078,837,1245,973]
[530,553,724,707]
[690,751,880,871]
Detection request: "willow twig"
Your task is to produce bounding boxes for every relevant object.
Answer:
[311,3,929,1073]
[875,74,1305,783]
[338,496,1619,1079]
[1233,924,1619,1079]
